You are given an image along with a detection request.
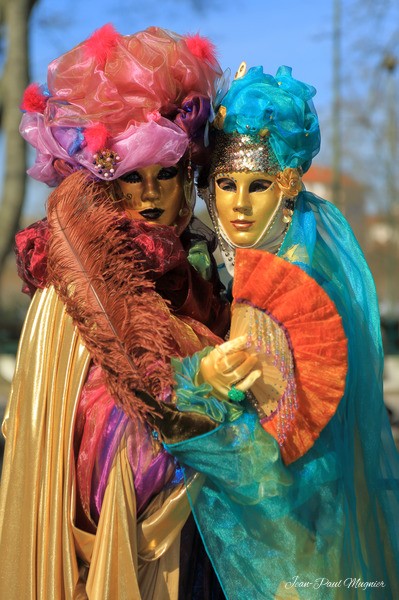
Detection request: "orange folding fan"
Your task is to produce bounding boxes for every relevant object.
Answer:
[231,249,348,464]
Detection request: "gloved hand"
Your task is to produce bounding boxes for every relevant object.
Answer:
[199,335,262,400]
[136,335,262,443]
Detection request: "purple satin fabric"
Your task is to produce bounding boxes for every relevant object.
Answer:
[75,364,177,527]
[93,406,177,519]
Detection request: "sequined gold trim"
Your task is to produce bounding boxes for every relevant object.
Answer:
[210,131,280,176]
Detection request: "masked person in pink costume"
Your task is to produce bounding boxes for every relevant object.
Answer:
[0,26,230,599]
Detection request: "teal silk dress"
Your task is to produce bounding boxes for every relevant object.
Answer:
[166,191,399,599]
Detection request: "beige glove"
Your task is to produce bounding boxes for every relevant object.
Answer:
[199,335,262,400]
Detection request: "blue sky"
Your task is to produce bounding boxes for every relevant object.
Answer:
[30,0,333,103]
[7,0,398,215]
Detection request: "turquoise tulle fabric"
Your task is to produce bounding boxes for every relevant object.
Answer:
[172,348,244,423]
[166,191,399,599]
[219,66,320,173]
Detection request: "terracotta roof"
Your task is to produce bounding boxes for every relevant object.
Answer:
[304,164,360,188]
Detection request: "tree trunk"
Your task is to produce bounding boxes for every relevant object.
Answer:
[0,0,35,274]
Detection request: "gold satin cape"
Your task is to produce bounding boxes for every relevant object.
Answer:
[0,286,192,599]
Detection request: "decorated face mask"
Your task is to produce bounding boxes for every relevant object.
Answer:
[214,171,283,248]
[204,64,320,272]
[116,164,185,226]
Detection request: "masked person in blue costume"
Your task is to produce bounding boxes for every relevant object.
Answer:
[149,63,399,599]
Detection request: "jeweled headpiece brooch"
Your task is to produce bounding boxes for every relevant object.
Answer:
[20,25,222,186]
[210,63,320,176]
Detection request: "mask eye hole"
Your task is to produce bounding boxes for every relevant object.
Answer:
[157,166,179,180]
[216,178,236,192]
[249,179,272,193]
[120,171,142,183]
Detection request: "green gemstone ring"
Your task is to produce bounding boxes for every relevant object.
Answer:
[227,386,246,402]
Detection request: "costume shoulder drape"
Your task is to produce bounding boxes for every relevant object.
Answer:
[0,286,190,599]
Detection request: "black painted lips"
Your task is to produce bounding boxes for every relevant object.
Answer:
[139,208,164,220]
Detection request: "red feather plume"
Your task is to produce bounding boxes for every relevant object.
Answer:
[84,123,109,152]
[21,83,48,113]
[184,33,218,65]
[84,23,121,66]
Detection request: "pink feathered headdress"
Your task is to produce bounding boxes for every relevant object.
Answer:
[20,25,222,186]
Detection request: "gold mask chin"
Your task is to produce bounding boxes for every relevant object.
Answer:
[214,170,284,248]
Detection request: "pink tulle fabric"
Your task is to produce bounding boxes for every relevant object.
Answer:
[20,26,222,186]
[47,27,218,131]
[20,113,76,187]
[21,113,189,187]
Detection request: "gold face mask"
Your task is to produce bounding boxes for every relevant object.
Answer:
[214,170,283,248]
[116,164,185,226]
